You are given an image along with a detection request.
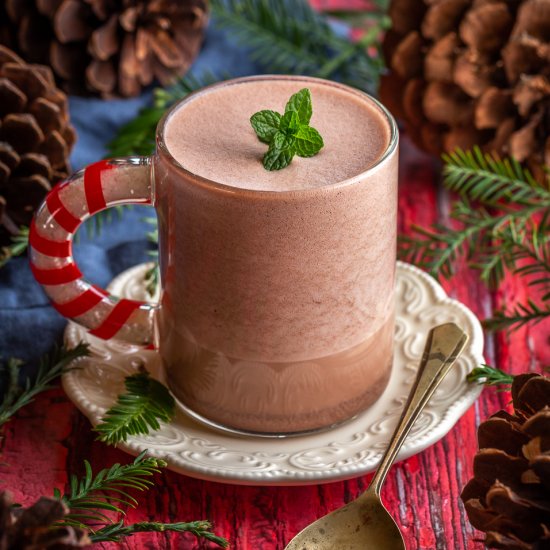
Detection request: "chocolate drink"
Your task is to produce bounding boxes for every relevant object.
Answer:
[154,76,398,434]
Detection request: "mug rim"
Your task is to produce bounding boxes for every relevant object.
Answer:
[156,75,399,197]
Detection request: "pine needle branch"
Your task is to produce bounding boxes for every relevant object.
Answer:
[467,365,515,387]
[483,301,550,332]
[143,216,159,297]
[56,451,164,525]
[94,368,175,445]
[0,343,89,427]
[398,148,550,332]
[83,206,125,239]
[89,519,228,547]
[211,0,382,92]
[0,226,29,268]
[442,147,550,208]
[53,452,227,546]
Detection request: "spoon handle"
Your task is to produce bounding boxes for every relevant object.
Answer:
[366,322,468,497]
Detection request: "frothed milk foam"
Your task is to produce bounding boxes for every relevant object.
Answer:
[155,76,397,433]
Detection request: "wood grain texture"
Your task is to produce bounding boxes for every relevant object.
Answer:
[1,2,549,547]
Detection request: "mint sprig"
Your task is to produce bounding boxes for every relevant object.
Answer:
[250,88,324,171]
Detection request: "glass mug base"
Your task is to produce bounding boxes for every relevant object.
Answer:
[169,361,393,438]
[162,314,395,436]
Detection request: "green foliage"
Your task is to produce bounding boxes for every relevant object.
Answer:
[82,206,125,239]
[210,0,384,92]
[94,369,175,445]
[0,343,89,427]
[56,451,165,525]
[143,216,159,297]
[0,226,29,268]
[467,365,515,387]
[55,452,227,547]
[483,300,550,332]
[251,88,324,170]
[399,147,550,332]
[89,520,228,546]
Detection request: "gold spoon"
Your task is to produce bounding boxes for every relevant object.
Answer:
[284,322,469,550]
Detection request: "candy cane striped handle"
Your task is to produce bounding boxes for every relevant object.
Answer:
[30,157,156,347]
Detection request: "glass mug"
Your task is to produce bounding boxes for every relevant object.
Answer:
[30,76,399,436]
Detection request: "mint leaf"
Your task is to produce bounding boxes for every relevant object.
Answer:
[250,110,281,143]
[285,88,312,125]
[250,88,323,170]
[263,132,295,171]
[294,126,324,158]
[279,110,300,135]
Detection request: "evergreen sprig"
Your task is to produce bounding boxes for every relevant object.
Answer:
[55,451,227,547]
[399,147,550,331]
[211,0,383,92]
[143,217,159,297]
[56,452,164,525]
[0,226,29,268]
[467,365,515,387]
[94,368,175,445]
[89,520,228,546]
[0,343,89,427]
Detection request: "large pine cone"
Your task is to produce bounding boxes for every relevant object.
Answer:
[380,0,550,177]
[461,373,550,549]
[0,0,208,98]
[0,45,76,248]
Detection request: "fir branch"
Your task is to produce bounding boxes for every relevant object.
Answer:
[89,519,228,547]
[107,106,166,158]
[94,368,175,445]
[0,226,29,268]
[467,365,514,387]
[483,300,550,332]
[442,147,550,208]
[398,148,550,331]
[0,343,89,427]
[56,451,164,525]
[83,206,125,239]
[54,452,227,546]
[211,0,383,92]
[143,216,159,297]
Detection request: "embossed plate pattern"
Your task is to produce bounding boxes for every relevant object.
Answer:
[63,262,484,486]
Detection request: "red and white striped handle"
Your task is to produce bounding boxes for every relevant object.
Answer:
[30,157,156,347]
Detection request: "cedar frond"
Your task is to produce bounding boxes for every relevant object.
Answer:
[89,519,228,547]
[0,343,89,427]
[94,369,175,446]
[398,148,550,332]
[467,365,515,387]
[0,226,29,268]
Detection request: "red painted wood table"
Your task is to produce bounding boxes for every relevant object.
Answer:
[1,4,549,550]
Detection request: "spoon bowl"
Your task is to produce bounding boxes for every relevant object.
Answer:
[284,323,469,550]
[285,489,404,549]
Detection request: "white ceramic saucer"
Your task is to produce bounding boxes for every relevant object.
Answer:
[63,262,484,486]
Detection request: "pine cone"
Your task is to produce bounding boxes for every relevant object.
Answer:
[380,0,550,179]
[0,491,90,549]
[461,373,550,549]
[0,0,208,98]
[0,45,76,249]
